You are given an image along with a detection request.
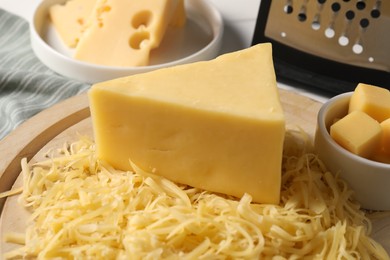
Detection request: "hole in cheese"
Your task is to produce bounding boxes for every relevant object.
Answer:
[132,10,153,29]
[96,5,111,28]
[129,31,151,49]
[98,4,111,14]
[77,18,84,25]
[72,0,186,67]
[49,0,97,48]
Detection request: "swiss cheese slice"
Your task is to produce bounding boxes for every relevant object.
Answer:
[49,0,97,48]
[74,0,185,67]
[89,43,285,204]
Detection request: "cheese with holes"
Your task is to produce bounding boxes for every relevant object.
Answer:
[348,83,390,123]
[49,0,97,47]
[74,0,186,67]
[330,110,382,158]
[89,44,285,204]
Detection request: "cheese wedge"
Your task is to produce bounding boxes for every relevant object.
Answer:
[49,0,97,47]
[74,0,186,67]
[89,43,285,204]
[348,83,390,123]
[330,110,382,158]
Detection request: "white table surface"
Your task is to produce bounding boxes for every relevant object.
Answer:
[0,0,329,103]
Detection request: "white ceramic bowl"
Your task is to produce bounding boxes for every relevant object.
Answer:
[30,0,223,83]
[314,92,390,211]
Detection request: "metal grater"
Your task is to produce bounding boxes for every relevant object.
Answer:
[252,0,390,95]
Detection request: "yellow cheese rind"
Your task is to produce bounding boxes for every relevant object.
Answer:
[348,83,390,123]
[330,111,382,158]
[49,0,97,48]
[74,0,185,67]
[89,43,285,204]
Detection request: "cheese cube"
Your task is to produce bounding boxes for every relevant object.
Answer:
[330,111,382,158]
[372,118,390,163]
[371,149,390,164]
[89,43,285,204]
[380,118,390,154]
[348,83,390,123]
[74,0,185,67]
[49,0,97,47]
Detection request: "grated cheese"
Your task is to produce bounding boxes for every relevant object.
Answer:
[0,187,22,199]
[2,132,389,259]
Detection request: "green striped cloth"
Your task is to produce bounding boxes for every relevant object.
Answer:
[0,9,90,140]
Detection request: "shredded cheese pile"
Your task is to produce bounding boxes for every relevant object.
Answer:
[3,131,389,259]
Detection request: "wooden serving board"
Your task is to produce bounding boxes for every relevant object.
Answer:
[0,88,323,254]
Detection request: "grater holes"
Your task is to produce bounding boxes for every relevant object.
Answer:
[325,27,335,38]
[298,12,307,22]
[285,6,294,14]
[284,5,293,14]
[312,19,321,30]
[338,35,349,46]
[274,0,383,63]
[371,9,380,18]
[284,0,293,14]
[298,3,308,22]
[345,10,355,20]
[352,43,363,54]
[280,0,377,56]
[356,1,366,10]
[331,2,341,12]
[360,18,369,28]
[371,1,382,18]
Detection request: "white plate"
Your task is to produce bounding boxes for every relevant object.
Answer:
[30,0,223,83]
